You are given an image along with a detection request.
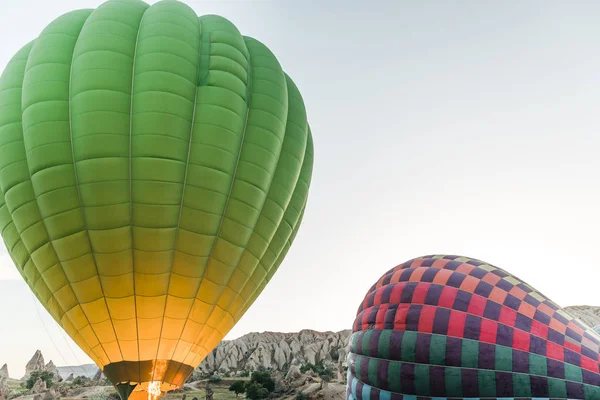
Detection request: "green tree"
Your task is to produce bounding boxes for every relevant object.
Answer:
[245,383,269,400]
[26,371,54,389]
[296,392,307,400]
[72,376,91,386]
[301,360,334,380]
[228,381,246,397]
[250,371,275,392]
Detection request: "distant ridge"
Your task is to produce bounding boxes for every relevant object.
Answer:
[56,364,98,379]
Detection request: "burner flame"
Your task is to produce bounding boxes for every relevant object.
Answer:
[147,381,162,400]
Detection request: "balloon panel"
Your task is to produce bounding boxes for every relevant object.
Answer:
[347,255,600,400]
[0,0,313,394]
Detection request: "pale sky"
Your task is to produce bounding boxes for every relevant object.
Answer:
[1,0,600,379]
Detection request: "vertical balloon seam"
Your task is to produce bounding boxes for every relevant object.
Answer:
[212,73,308,327]
[185,32,257,371]
[191,33,262,331]
[186,35,287,360]
[128,1,150,383]
[3,47,41,294]
[262,122,312,283]
[162,15,250,378]
[227,123,310,325]
[8,34,100,361]
[1,35,97,363]
[222,41,298,323]
[168,15,253,380]
[20,15,63,312]
[151,4,202,385]
[198,40,290,345]
[264,184,309,285]
[129,2,204,374]
[235,153,311,323]
[269,193,308,280]
[252,129,312,289]
[175,13,243,370]
[0,43,34,286]
[68,5,128,364]
[22,10,103,362]
[232,140,311,321]
[234,195,308,321]
[0,44,55,315]
[75,0,153,368]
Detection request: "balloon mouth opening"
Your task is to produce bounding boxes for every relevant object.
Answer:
[147,381,163,400]
[107,360,193,399]
[132,381,176,400]
[115,380,179,400]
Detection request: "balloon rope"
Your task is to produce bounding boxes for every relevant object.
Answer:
[56,326,84,370]
[29,293,78,379]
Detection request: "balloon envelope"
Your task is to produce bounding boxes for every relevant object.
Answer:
[0,0,313,397]
[347,255,600,400]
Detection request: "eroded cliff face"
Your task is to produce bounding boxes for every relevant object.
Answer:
[196,330,352,376]
[195,308,600,377]
[21,350,45,381]
[565,306,600,330]
[19,351,62,381]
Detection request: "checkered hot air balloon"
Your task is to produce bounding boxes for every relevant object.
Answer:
[0,1,313,399]
[347,255,600,400]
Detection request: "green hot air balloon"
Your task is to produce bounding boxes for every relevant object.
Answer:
[0,1,313,399]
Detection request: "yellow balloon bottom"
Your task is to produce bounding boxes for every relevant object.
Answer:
[105,359,195,400]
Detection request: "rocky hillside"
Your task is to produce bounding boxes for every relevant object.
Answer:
[4,310,599,385]
[197,329,352,377]
[56,365,98,380]
[565,305,600,331]
[2,329,352,382]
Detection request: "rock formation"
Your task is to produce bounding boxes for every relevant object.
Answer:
[31,377,47,393]
[22,350,45,380]
[0,364,8,380]
[43,389,57,400]
[0,376,9,400]
[92,369,104,381]
[285,365,302,381]
[21,351,62,381]
[65,373,74,382]
[196,329,351,377]
[44,361,61,381]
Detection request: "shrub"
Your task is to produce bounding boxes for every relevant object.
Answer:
[300,361,333,380]
[250,371,275,393]
[72,376,91,386]
[86,393,107,400]
[208,375,221,384]
[245,383,269,400]
[296,392,307,400]
[228,381,246,397]
[26,371,54,390]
